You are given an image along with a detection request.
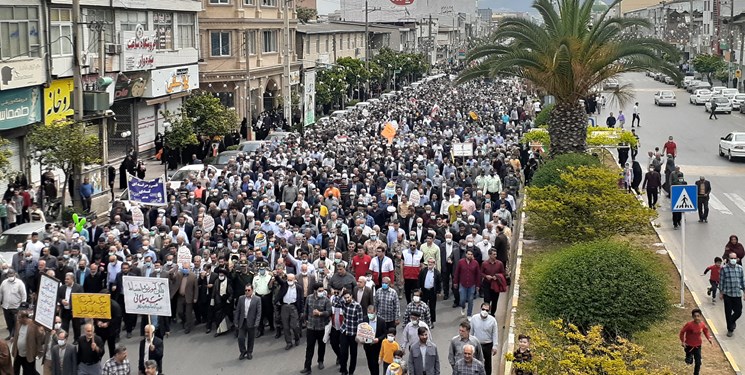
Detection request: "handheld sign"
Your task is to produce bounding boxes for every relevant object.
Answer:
[177,246,192,266]
[123,276,172,316]
[71,293,111,319]
[356,322,376,343]
[203,215,215,233]
[35,274,60,330]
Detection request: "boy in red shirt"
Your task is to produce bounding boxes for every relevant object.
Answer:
[679,309,712,375]
[703,256,722,303]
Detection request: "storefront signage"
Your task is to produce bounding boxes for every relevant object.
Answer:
[122,25,158,72]
[0,86,41,130]
[144,65,199,98]
[0,58,45,91]
[43,79,74,125]
[114,71,150,101]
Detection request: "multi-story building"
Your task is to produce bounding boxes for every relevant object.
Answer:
[295,22,400,66]
[198,0,301,124]
[296,0,316,9]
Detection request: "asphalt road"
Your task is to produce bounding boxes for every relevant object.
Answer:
[607,72,745,372]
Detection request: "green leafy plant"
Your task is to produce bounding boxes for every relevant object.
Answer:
[692,53,726,84]
[0,136,13,181]
[525,165,657,241]
[296,6,317,23]
[530,240,669,336]
[161,109,199,152]
[534,103,554,127]
[586,128,639,147]
[27,120,101,207]
[507,319,673,374]
[529,153,600,187]
[183,92,239,137]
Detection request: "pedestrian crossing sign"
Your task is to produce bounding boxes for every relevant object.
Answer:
[671,185,698,212]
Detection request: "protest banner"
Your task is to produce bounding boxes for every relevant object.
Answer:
[35,274,59,330]
[127,173,167,206]
[123,275,172,316]
[356,322,376,343]
[203,215,215,233]
[254,230,267,253]
[71,293,111,319]
[177,246,192,266]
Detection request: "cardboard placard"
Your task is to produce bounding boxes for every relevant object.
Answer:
[71,293,111,319]
[34,274,60,330]
[122,275,172,316]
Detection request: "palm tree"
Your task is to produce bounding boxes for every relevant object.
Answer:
[458,0,682,155]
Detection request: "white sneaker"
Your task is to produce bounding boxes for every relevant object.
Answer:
[460,308,466,316]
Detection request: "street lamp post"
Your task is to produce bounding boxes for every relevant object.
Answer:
[35,150,46,211]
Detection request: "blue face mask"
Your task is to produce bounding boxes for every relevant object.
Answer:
[381,283,389,290]
[181,268,189,275]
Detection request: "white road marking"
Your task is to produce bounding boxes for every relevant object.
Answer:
[723,193,745,214]
[709,193,733,215]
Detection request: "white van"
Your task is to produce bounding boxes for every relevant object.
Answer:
[331,110,348,118]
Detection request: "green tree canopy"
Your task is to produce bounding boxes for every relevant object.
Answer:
[0,136,12,182]
[692,54,726,83]
[316,67,347,106]
[183,92,239,138]
[27,120,101,205]
[458,0,682,155]
[297,7,317,23]
[161,109,199,151]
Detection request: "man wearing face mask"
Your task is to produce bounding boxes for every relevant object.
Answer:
[469,302,499,375]
[301,283,332,373]
[41,316,63,374]
[0,269,26,340]
[57,273,84,344]
[49,329,77,375]
[252,267,274,336]
[720,252,745,337]
[276,273,303,350]
[208,269,231,336]
[334,289,363,375]
[174,261,198,334]
[361,305,387,375]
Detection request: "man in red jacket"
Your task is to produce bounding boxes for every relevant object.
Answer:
[351,247,372,279]
[454,249,481,317]
[679,308,712,375]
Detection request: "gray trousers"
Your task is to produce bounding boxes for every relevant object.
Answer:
[237,323,256,355]
[78,362,102,375]
[280,304,301,344]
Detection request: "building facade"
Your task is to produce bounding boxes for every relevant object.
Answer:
[198,0,301,124]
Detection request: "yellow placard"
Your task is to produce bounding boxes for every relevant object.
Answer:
[71,293,111,319]
[469,111,479,121]
[380,122,397,142]
[44,78,74,125]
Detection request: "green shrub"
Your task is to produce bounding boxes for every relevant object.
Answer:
[225,145,239,151]
[531,240,669,336]
[525,165,656,241]
[529,153,600,188]
[535,103,554,127]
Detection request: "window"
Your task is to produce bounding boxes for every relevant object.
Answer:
[49,8,72,57]
[0,6,41,59]
[210,0,229,3]
[119,10,146,31]
[83,8,114,43]
[315,35,320,53]
[178,13,195,48]
[211,31,230,56]
[214,92,234,108]
[153,12,173,50]
[244,0,254,4]
[262,0,278,6]
[263,30,277,53]
[325,37,329,53]
[243,30,256,55]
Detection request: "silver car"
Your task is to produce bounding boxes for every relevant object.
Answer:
[654,90,676,106]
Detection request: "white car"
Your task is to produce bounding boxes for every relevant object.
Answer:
[711,86,727,96]
[722,88,739,100]
[604,78,619,90]
[168,164,218,189]
[705,96,732,114]
[735,94,745,111]
[719,132,745,161]
[690,89,712,105]
[686,80,702,92]
[654,90,676,106]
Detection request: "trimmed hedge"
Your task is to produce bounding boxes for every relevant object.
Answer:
[531,240,669,336]
[529,153,601,188]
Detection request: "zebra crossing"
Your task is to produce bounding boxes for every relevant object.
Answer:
[656,192,745,216]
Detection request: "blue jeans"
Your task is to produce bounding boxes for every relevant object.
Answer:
[459,285,476,316]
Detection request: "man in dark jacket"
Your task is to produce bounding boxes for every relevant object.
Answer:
[418,258,442,326]
[642,165,662,209]
[361,305,387,375]
[138,324,164,374]
[276,273,303,350]
[696,176,712,223]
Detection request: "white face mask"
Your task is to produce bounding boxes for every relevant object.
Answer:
[57,339,66,346]
[54,323,62,330]
[387,335,395,342]
[412,296,421,303]
[480,310,489,318]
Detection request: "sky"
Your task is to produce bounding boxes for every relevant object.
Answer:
[318,0,536,16]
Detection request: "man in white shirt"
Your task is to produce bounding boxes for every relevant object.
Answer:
[470,302,499,375]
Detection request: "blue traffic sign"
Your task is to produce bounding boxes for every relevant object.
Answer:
[670,185,698,212]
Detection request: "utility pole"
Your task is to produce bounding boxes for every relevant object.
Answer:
[72,0,84,121]
[728,0,734,87]
[283,0,292,127]
[97,22,109,165]
[245,30,253,140]
[364,1,380,101]
[689,0,694,58]
[428,14,433,67]
[740,24,744,91]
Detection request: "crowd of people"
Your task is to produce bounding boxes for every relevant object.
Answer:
[0,65,542,375]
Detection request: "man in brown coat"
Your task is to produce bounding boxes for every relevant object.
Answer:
[0,337,12,375]
[11,310,45,374]
[174,262,199,334]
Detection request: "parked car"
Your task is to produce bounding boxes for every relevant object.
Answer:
[722,88,739,100]
[237,140,267,153]
[264,131,295,143]
[0,222,47,254]
[603,78,619,90]
[735,94,745,111]
[689,89,712,105]
[686,80,702,92]
[214,150,242,170]
[719,132,745,161]
[654,90,677,106]
[705,96,733,114]
[664,76,676,84]
[168,164,218,189]
[683,76,695,87]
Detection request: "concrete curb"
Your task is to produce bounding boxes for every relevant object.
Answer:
[501,203,526,375]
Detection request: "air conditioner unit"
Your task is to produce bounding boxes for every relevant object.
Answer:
[105,44,122,55]
[83,92,111,112]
